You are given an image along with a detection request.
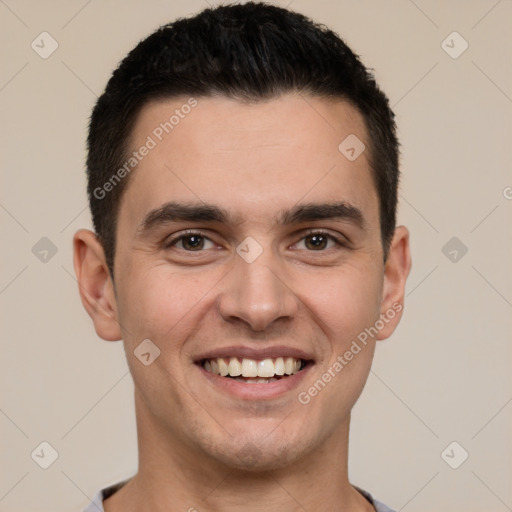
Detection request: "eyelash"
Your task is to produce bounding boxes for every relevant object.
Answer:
[296,229,347,250]
[164,229,347,251]
[164,230,211,250]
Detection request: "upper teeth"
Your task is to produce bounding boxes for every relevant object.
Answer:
[203,357,302,377]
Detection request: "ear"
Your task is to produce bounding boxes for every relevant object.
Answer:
[376,225,412,340]
[73,229,122,341]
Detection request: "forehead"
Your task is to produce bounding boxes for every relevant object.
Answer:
[120,94,378,228]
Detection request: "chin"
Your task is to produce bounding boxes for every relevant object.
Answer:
[204,431,314,472]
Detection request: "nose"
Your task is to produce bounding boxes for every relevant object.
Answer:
[217,251,298,332]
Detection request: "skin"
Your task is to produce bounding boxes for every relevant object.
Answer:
[74,94,411,512]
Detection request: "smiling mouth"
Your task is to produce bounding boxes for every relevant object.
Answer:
[201,356,309,384]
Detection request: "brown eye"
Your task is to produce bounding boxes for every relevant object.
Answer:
[304,233,329,250]
[180,234,206,251]
[165,231,215,251]
[291,231,342,252]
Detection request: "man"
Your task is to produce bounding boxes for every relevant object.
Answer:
[74,2,411,511]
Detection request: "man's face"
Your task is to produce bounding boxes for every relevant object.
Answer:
[102,94,404,470]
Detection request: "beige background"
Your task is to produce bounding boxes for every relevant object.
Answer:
[1,1,511,511]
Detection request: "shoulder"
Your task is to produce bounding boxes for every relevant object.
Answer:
[354,485,397,512]
[81,479,131,512]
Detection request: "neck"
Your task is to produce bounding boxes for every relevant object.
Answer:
[103,390,373,512]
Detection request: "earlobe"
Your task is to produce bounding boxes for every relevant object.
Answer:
[377,225,412,340]
[73,229,122,341]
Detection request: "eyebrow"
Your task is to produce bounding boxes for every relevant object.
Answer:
[138,202,229,236]
[137,200,365,236]
[279,202,364,228]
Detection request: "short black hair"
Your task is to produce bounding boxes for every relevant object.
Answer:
[87,1,399,275]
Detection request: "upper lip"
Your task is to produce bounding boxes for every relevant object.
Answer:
[194,345,315,363]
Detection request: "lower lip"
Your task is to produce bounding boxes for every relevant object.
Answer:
[197,364,313,400]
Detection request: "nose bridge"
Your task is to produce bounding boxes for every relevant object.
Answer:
[218,245,296,331]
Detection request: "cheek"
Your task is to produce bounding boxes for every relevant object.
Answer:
[294,263,383,341]
[114,268,213,409]
[115,264,221,346]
